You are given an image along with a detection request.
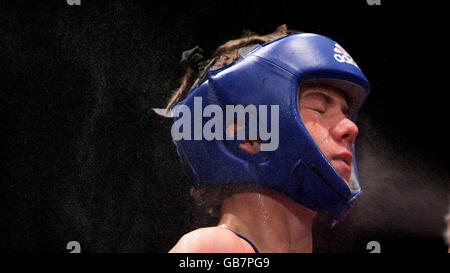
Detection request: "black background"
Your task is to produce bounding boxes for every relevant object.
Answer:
[0,0,448,253]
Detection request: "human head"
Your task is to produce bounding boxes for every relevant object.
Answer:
[166,25,369,220]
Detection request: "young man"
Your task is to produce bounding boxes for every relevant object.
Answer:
[158,25,370,253]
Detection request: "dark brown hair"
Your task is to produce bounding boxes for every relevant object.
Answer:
[166,24,300,111]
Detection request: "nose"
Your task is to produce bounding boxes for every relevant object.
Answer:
[331,117,359,147]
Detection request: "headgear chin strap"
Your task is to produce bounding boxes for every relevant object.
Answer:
[171,33,370,220]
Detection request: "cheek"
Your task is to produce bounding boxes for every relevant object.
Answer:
[302,116,332,157]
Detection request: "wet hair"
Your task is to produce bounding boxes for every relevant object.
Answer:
[166,24,301,218]
[166,24,300,111]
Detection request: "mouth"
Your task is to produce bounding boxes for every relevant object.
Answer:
[331,152,353,181]
[333,152,353,167]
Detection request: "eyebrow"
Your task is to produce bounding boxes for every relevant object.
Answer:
[302,91,351,117]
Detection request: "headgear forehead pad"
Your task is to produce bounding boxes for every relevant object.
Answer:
[171,33,370,220]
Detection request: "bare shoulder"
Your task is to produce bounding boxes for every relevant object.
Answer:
[169,227,251,253]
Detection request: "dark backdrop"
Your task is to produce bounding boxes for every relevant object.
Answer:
[0,0,448,252]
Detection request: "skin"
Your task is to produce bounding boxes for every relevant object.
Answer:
[298,83,358,184]
[169,84,359,253]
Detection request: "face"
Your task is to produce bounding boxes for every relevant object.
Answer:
[298,84,359,185]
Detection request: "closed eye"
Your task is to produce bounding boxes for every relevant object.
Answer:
[306,107,325,114]
[313,108,325,114]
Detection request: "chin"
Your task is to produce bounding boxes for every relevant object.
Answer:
[331,161,351,186]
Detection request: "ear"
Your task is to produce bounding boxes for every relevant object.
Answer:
[225,117,261,154]
[239,139,261,154]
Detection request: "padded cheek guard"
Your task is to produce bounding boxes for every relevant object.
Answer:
[172,33,370,220]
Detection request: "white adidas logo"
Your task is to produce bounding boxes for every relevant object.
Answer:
[333,43,359,69]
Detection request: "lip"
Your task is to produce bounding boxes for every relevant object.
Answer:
[332,151,353,170]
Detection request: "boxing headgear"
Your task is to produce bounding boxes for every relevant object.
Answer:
[171,33,370,220]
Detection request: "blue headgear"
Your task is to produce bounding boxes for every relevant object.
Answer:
[171,33,370,220]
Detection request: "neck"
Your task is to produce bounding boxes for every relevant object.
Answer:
[217,186,316,253]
